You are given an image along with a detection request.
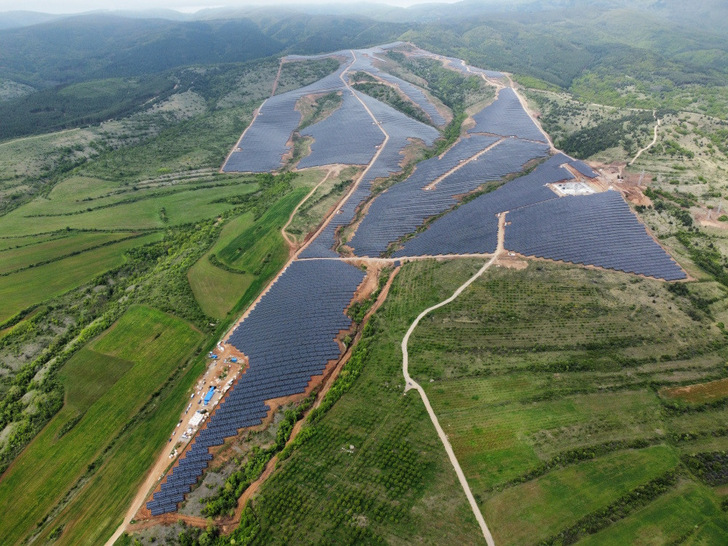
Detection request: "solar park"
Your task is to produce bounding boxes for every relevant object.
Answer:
[151,43,687,517]
[146,260,364,515]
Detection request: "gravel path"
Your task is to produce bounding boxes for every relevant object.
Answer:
[400,213,505,546]
[630,110,659,166]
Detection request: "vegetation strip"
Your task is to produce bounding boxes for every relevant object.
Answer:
[540,470,679,545]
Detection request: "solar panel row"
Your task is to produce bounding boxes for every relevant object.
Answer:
[468,87,547,143]
[146,260,365,515]
[505,190,687,281]
[349,137,549,257]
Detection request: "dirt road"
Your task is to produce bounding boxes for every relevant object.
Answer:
[400,213,506,546]
[630,110,659,166]
[293,49,391,260]
[281,167,336,250]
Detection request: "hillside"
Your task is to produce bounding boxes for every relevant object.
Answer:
[1,2,728,546]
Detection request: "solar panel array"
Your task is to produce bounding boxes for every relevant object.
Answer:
[298,90,439,258]
[350,48,446,126]
[223,56,352,173]
[356,90,439,178]
[505,190,687,281]
[395,152,571,256]
[298,90,385,168]
[348,137,549,257]
[146,260,365,515]
[440,55,505,79]
[469,88,547,142]
[406,49,505,79]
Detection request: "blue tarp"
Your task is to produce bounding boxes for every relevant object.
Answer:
[203,387,216,406]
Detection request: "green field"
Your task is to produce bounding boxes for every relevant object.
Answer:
[484,445,678,544]
[0,177,259,236]
[404,260,728,543]
[188,184,311,319]
[0,230,136,275]
[188,213,255,319]
[580,481,728,545]
[215,187,308,270]
[0,233,162,323]
[0,305,204,545]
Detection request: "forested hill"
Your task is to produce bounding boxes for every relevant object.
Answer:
[0,13,405,87]
[0,1,726,141]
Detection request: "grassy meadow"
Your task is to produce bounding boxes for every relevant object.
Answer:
[0,305,204,545]
[404,260,728,544]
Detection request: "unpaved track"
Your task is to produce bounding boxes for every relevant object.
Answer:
[424,137,506,190]
[630,111,659,166]
[400,213,505,546]
[294,49,390,260]
[271,58,285,97]
[281,167,335,250]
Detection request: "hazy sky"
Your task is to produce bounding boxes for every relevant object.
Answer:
[0,0,446,15]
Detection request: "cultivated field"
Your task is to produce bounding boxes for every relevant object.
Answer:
[0,305,204,545]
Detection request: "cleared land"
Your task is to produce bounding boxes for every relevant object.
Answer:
[0,305,204,545]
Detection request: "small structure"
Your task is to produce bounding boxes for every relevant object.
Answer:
[203,386,216,406]
[189,411,205,428]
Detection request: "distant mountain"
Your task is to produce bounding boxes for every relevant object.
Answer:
[0,10,64,30]
[0,11,407,87]
[0,15,285,86]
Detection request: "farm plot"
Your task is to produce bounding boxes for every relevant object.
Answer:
[483,445,679,545]
[0,179,259,236]
[0,230,137,275]
[0,233,162,323]
[148,260,365,515]
[505,190,687,281]
[578,481,728,546]
[404,259,728,542]
[660,377,728,405]
[0,306,203,545]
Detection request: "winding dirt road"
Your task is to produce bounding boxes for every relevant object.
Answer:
[401,213,505,546]
[281,167,336,250]
[630,110,660,166]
